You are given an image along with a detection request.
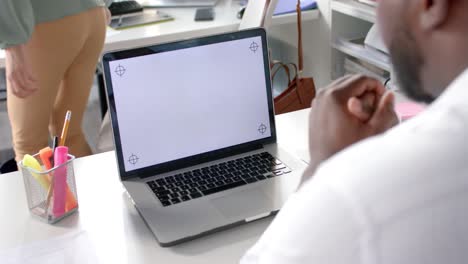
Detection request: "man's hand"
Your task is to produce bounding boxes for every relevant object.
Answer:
[304,75,399,179]
[5,44,38,98]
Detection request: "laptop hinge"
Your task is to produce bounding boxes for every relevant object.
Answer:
[138,143,264,179]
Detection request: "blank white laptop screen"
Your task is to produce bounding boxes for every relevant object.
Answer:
[108,36,272,172]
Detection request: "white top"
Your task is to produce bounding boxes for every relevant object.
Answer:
[241,68,468,264]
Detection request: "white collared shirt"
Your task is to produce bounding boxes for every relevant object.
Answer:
[241,69,468,264]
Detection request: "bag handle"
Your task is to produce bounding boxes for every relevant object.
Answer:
[271,61,299,86]
[267,0,304,76]
[296,0,304,76]
[271,62,292,85]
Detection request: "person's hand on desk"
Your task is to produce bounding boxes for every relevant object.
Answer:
[303,75,399,182]
[5,44,39,98]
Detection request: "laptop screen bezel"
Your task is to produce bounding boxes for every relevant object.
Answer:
[102,28,277,180]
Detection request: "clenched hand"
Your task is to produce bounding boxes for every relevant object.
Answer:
[304,75,399,181]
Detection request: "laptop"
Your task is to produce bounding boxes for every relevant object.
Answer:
[102,28,307,246]
[141,0,218,8]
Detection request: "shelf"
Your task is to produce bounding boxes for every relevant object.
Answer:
[331,0,376,23]
[272,9,320,26]
[332,37,392,72]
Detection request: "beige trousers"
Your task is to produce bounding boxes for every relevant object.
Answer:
[7,7,106,161]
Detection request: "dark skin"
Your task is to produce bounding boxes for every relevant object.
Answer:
[304,75,398,179]
[378,0,468,100]
[303,0,468,181]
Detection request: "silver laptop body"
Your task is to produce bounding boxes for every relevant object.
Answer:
[142,0,218,8]
[102,28,307,246]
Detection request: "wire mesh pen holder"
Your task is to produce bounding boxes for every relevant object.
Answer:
[19,154,78,224]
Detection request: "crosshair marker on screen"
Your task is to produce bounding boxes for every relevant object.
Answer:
[115,65,126,77]
[250,42,259,53]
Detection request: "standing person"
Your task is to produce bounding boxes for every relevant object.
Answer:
[1,0,111,163]
[241,0,468,263]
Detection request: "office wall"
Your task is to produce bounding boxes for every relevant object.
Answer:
[268,0,332,90]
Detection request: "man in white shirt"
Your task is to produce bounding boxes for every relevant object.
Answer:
[241,0,468,263]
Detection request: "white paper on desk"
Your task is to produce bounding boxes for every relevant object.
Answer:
[106,29,121,38]
[0,231,99,264]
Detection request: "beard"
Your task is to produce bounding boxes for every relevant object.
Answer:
[389,29,436,104]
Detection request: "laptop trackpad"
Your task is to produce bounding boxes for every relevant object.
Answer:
[211,188,274,221]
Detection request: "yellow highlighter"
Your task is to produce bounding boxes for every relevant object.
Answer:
[22,154,51,190]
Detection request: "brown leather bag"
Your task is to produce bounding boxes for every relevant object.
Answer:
[272,0,316,115]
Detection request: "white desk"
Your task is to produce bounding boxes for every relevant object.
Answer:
[0,1,320,68]
[0,109,310,264]
[103,0,241,53]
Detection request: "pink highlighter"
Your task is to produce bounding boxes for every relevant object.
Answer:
[53,146,68,218]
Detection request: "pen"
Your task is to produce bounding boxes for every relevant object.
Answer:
[52,136,59,152]
[59,111,72,146]
[39,147,55,212]
[45,180,55,213]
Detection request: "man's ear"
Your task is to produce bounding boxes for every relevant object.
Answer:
[420,0,450,31]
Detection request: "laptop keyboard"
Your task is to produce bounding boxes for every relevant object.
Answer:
[146,152,291,207]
